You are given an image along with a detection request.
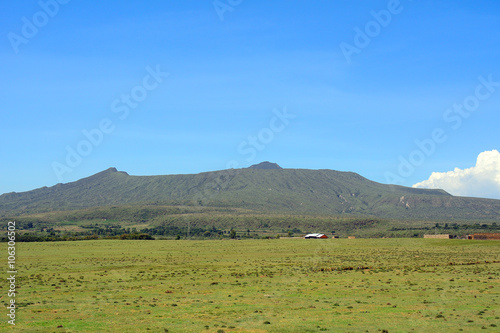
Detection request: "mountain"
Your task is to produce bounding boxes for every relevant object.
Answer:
[1,164,500,220]
[247,161,282,169]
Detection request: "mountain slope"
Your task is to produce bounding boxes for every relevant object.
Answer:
[1,165,499,220]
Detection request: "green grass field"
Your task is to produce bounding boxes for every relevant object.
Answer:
[5,239,500,332]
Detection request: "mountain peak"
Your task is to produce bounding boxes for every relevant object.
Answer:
[248,161,282,170]
[105,167,129,174]
[86,167,128,179]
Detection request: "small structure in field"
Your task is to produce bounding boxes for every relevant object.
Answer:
[304,233,328,239]
[468,233,500,240]
[424,234,452,239]
[348,236,356,239]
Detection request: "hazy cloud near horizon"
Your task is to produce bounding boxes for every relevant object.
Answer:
[413,150,500,200]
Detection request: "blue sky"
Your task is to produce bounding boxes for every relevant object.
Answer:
[1,0,500,199]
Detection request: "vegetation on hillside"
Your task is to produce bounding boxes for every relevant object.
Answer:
[2,204,499,241]
[1,166,499,221]
[1,165,499,241]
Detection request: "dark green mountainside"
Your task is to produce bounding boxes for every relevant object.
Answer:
[1,163,499,221]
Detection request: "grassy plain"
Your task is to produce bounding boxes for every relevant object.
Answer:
[5,239,500,332]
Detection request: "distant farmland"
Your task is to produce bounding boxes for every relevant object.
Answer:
[9,238,500,332]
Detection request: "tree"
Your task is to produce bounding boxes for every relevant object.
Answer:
[230,229,237,239]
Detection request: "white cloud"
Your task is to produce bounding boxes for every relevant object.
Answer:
[413,150,500,199]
